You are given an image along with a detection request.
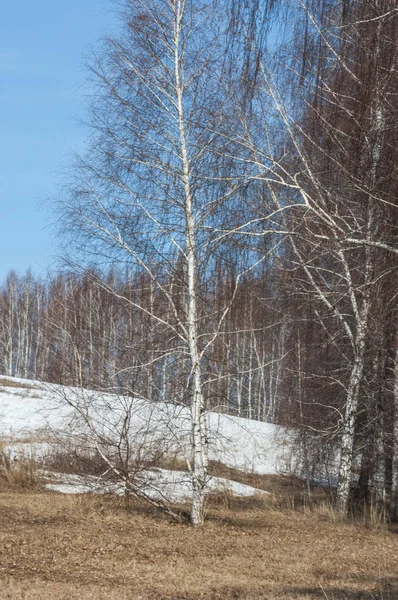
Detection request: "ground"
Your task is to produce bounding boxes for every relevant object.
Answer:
[0,480,397,599]
[0,378,397,599]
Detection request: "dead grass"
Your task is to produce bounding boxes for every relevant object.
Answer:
[208,461,331,511]
[43,448,109,477]
[0,483,397,599]
[0,463,42,492]
[0,447,43,492]
[156,454,190,472]
[0,377,39,391]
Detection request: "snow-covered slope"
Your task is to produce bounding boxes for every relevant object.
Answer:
[0,379,70,438]
[0,376,293,478]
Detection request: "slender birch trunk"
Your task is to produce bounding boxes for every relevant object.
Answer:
[336,303,369,514]
[337,20,385,515]
[390,343,398,520]
[174,0,207,525]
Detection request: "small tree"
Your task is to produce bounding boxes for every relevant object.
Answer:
[50,381,183,521]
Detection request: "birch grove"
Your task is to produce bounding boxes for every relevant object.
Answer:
[0,0,397,522]
[238,0,398,517]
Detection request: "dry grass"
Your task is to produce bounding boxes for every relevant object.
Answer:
[156,455,190,472]
[0,446,43,492]
[208,461,331,510]
[0,377,39,391]
[43,448,109,477]
[0,483,397,600]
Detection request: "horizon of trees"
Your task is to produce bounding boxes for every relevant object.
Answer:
[0,267,286,423]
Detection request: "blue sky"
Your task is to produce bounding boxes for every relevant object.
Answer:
[0,1,118,282]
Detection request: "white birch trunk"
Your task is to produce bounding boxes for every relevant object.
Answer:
[336,315,368,514]
[390,343,398,519]
[336,28,385,515]
[174,0,207,525]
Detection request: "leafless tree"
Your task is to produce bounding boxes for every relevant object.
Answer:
[49,381,184,522]
[226,0,398,515]
[56,0,275,525]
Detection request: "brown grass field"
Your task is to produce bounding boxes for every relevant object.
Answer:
[0,468,398,600]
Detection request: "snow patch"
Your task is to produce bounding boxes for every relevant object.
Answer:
[43,468,268,504]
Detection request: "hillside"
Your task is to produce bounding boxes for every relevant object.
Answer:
[1,376,397,599]
[0,376,295,502]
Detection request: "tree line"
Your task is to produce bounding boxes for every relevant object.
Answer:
[0,268,286,422]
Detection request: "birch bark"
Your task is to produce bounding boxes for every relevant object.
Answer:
[174,0,207,524]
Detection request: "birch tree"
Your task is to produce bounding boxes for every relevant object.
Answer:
[229,0,398,515]
[57,0,262,525]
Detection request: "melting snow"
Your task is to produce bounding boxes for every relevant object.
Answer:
[43,468,268,503]
[0,376,294,502]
